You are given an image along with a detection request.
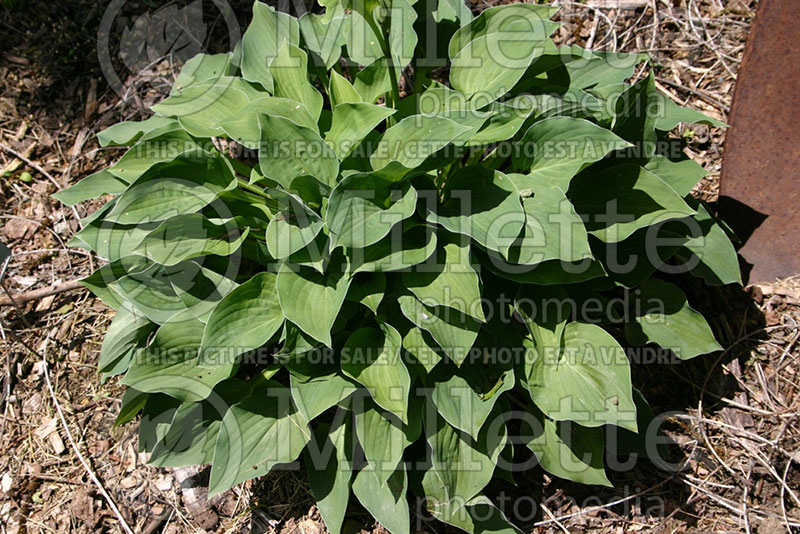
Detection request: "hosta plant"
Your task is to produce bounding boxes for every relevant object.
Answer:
[55,0,741,532]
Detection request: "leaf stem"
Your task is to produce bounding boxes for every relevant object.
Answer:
[369,9,401,122]
[385,54,401,115]
[237,178,280,211]
[413,66,426,96]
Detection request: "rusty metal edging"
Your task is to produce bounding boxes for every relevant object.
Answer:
[718,0,800,284]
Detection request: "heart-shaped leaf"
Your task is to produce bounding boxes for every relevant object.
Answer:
[342,322,411,423]
[277,258,352,347]
[327,173,417,250]
[200,272,284,367]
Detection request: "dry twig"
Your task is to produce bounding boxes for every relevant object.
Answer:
[0,279,83,307]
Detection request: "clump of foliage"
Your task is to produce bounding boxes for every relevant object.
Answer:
[56,0,740,532]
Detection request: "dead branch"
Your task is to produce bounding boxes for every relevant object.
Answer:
[0,279,84,307]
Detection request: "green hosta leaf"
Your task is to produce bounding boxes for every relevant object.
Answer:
[353,58,392,104]
[288,175,331,210]
[125,262,236,325]
[524,407,611,486]
[288,231,330,274]
[607,388,671,459]
[569,164,695,243]
[285,358,357,422]
[448,3,558,58]
[525,322,637,431]
[173,52,234,92]
[200,272,284,367]
[349,223,438,274]
[482,249,607,285]
[151,77,263,138]
[270,42,324,122]
[258,114,339,188]
[133,213,249,266]
[220,97,317,148]
[329,70,362,106]
[467,97,536,146]
[209,380,311,496]
[514,285,570,364]
[239,1,300,91]
[426,403,508,513]
[644,155,708,198]
[675,199,742,286]
[429,360,513,440]
[370,115,469,171]
[614,74,724,155]
[327,173,416,250]
[516,47,646,120]
[138,394,181,453]
[557,48,645,95]
[123,310,237,402]
[402,327,444,374]
[214,188,273,227]
[265,191,324,259]
[277,259,352,347]
[299,10,348,70]
[342,323,411,423]
[325,103,396,160]
[106,156,236,224]
[53,169,128,206]
[398,294,481,366]
[419,482,522,534]
[148,402,213,466]
[432,108,494,147]
[415,84,472,115]
[71,204,157,261]
[655,93,726,131]
[355,399,411,484]
[113,262,190,324]
[427,167,525,257]
[504,176,593,265]
[590,218,690,288]
[403,236,485,322]
[346,272,386,313]
[353,466,410,534]
[625,279,722,359]
[450,31,549,102]
[170,262,239,324]
[513,117,631,189]
[116,387,148,426]
[97,116,176,147]
[388,0,418,71]
[449,4,558,101]
[80,255,150,311]
[433,0,473,24]
[305,419,353,534]
[149,379,249,467]
[613,75,659,155]
[107,130,209,183]
[346,9,383,65]
[98,308,156,378]
[281,318,321,351]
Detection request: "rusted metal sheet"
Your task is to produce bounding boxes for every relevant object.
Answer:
[718,0,800,284]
